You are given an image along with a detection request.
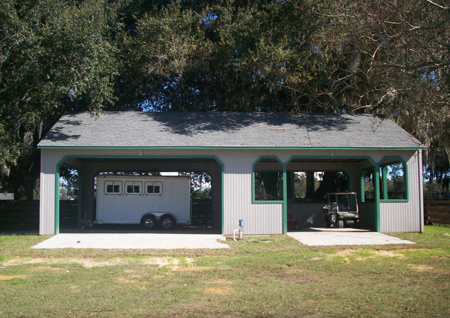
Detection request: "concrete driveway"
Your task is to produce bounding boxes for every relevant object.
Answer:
[32,233,229,249]
[287,228,414,246]
[31,228,414,249]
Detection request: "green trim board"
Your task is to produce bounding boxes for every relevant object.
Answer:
[54,154,225,234]
[374,164,381,232]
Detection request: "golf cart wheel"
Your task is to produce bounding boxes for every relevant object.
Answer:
[337,220,344,228]
[141,215,157,230]
[355,219,361,228]
[159,215,175,230]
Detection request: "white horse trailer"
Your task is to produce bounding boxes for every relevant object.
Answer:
[95,175,191,230]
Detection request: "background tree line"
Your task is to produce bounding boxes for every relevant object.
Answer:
[1,0,449,199]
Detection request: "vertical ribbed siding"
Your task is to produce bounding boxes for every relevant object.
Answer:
[418,151,424,233]
[221,150,283,235]
[379,151,421,232]
[39,148,423,235]
[39,150,61,234]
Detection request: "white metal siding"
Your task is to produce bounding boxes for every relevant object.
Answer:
[39,150,59,235]
[221,150,283,235]
[379,151,422,232]
[39,148,423,235]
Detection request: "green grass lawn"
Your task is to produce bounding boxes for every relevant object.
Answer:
[1,225,449,317]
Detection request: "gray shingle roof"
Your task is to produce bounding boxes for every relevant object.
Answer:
[38,111,424,149]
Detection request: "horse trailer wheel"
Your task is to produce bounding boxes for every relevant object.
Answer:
[141,215,157,230]
[159,215,175,230]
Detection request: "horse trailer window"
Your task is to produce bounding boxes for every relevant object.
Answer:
[145,182,163,195]
[125,182,141,194]
[105,182,121,195]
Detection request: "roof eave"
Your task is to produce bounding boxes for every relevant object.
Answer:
[37,145,427,151]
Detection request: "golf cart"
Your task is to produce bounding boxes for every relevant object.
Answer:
[323,192,360,228]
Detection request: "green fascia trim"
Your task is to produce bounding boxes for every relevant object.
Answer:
[38,145,426,151]
[55,154,225,234]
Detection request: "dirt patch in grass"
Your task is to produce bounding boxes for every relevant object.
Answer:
[176,266,212,271]
[206,279,232,285]
[201,279,233,294]
[31,266,64,271]
[408,264,434,272]
[141,257,194,270]
[2,257,192,269]
[2,257,129,268]
[201,287,230,294]
[117,277,138,284]
[328,249,406,262]
[355,250,406,261]
[0,275,26,281]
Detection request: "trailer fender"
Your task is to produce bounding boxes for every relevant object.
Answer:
[150,213,166,220]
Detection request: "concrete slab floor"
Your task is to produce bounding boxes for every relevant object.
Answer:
[32,233,229,249]
[287,228,414,246]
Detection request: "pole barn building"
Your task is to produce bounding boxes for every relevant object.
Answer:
[37,112,425,235]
